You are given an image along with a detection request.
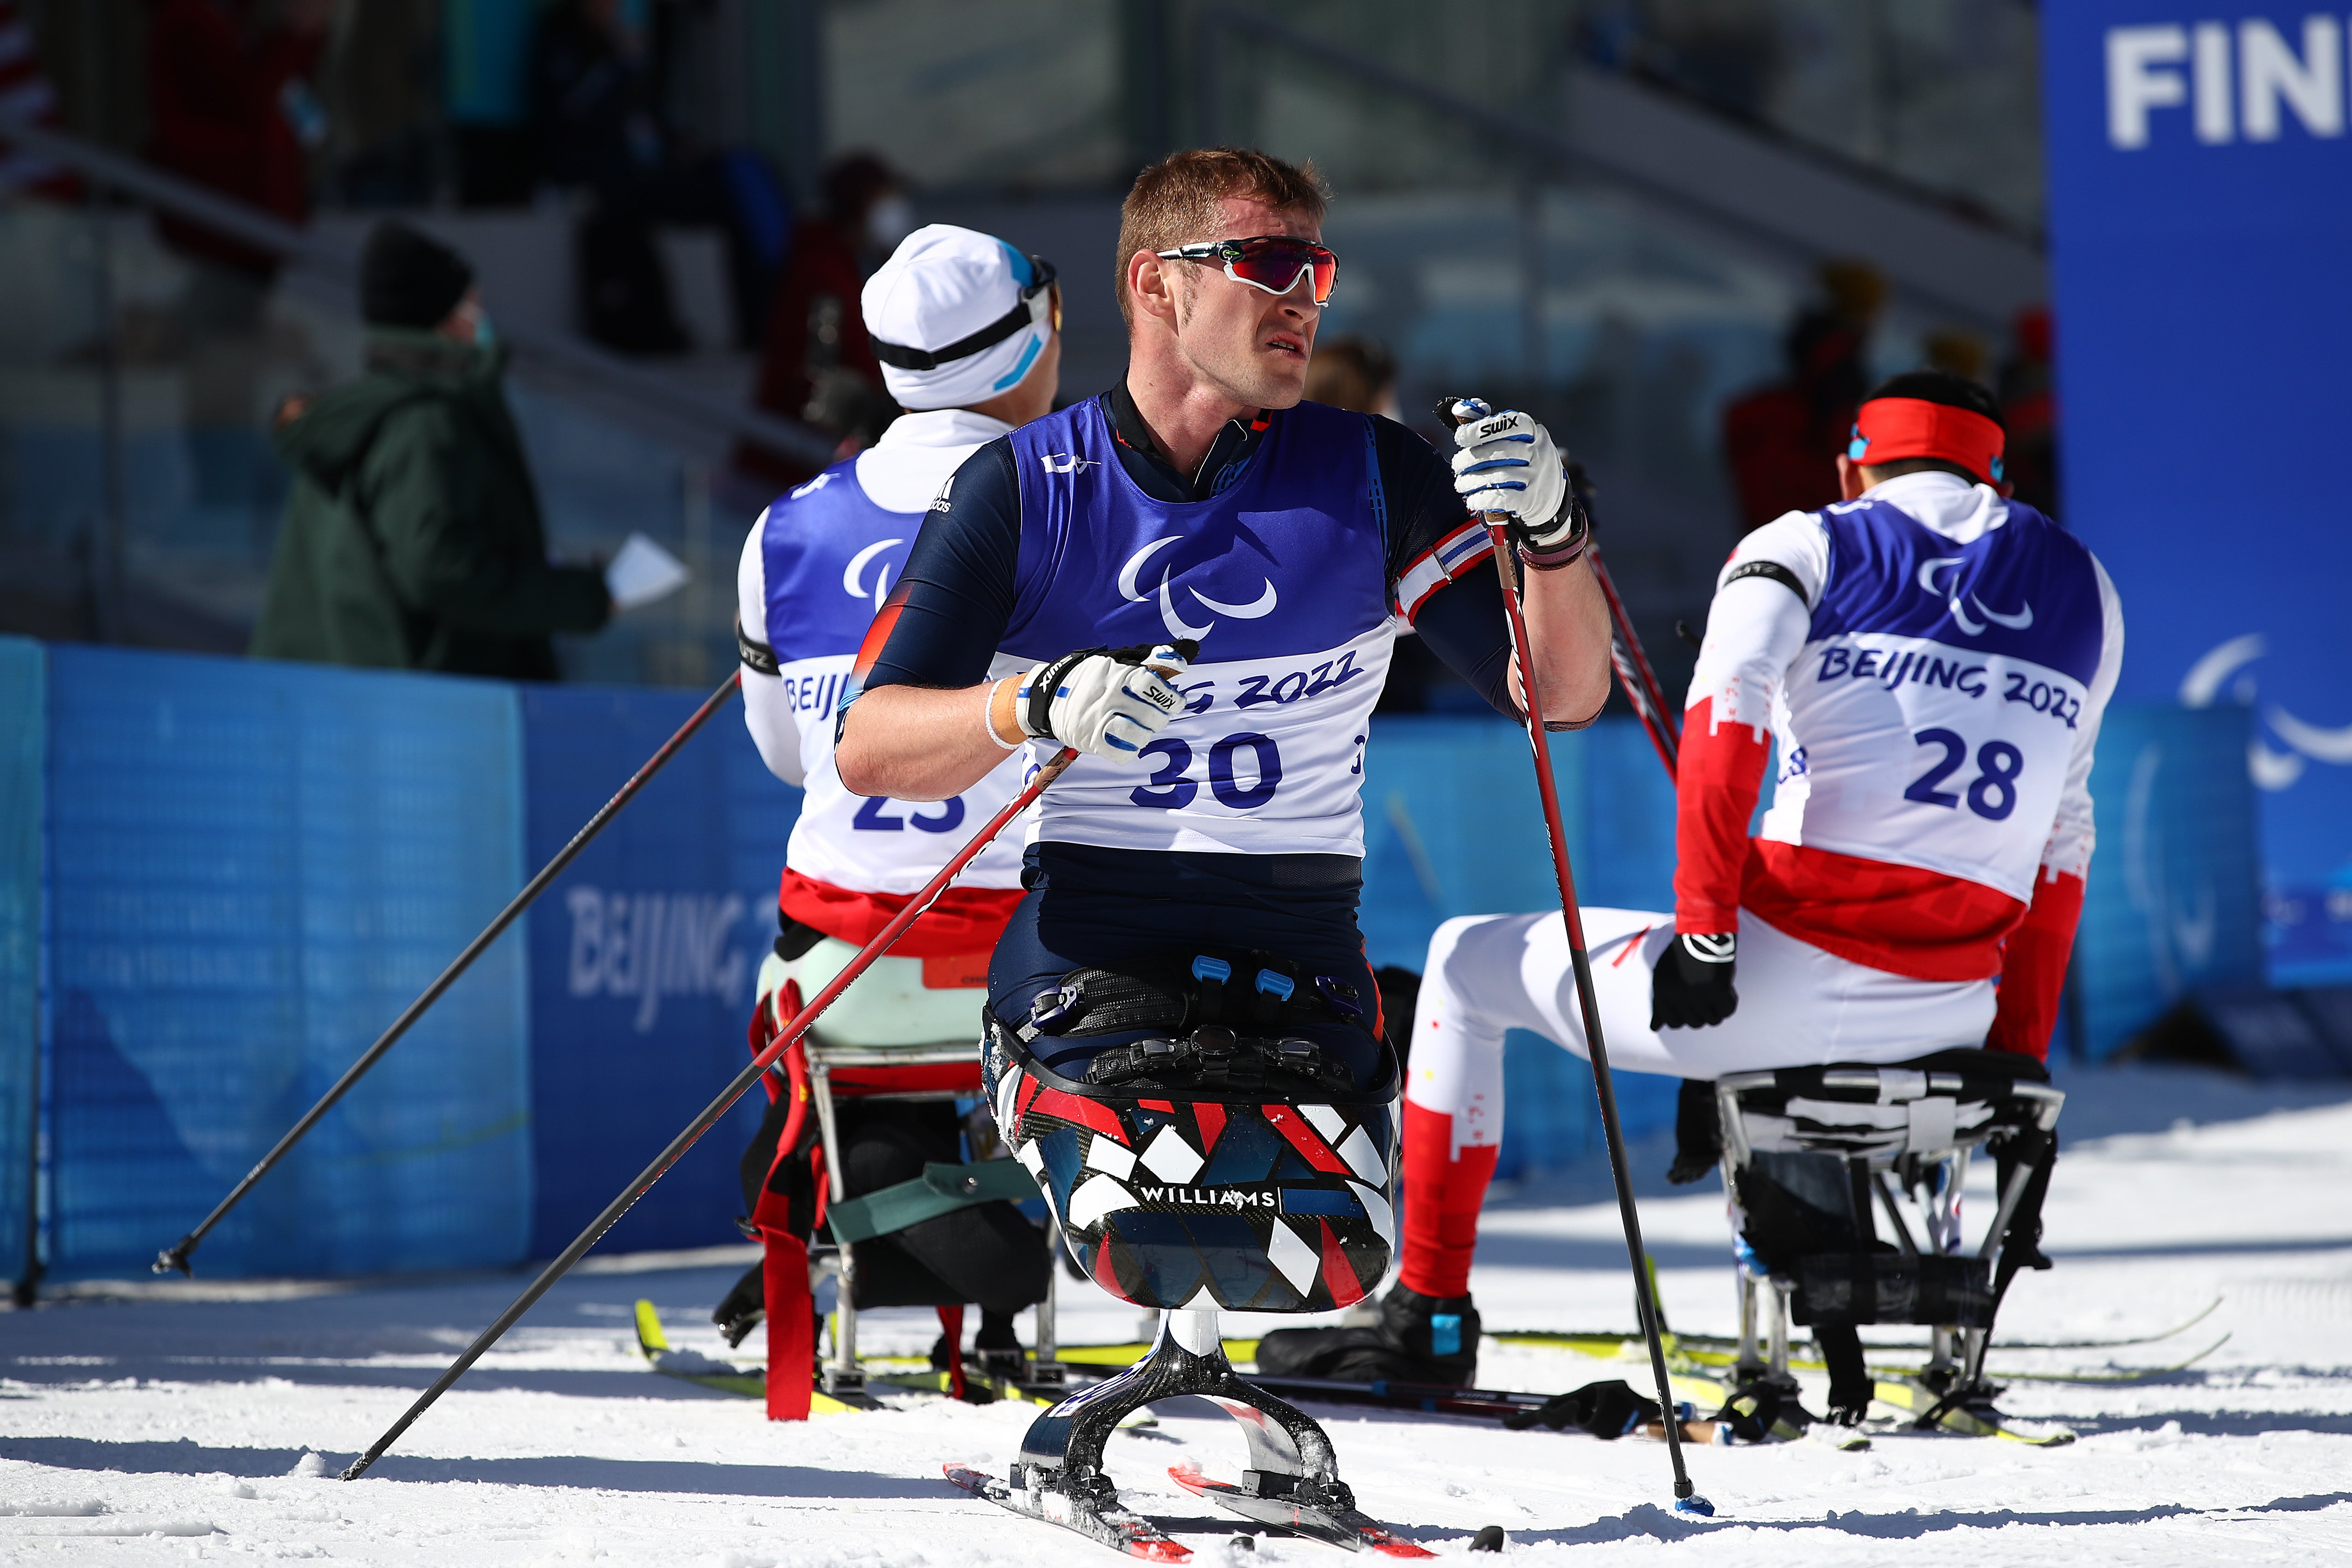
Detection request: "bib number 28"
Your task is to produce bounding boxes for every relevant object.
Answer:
[1904,729,2022,822]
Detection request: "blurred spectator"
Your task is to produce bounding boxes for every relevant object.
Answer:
[1721,258,1885,531]
[322,0,439,207]
[1306,335,1399,418]
[535,0,791,355]
[1998,307,2059,515]
[253,222,612,679]
[0,0,77,200]
[147,0,330,286]
[1924,328,1990,386]
[147,0,331,435]
[444,0,540,206]
[739,152,911,485]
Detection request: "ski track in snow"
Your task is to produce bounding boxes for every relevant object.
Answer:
[3,1064,2349,1565]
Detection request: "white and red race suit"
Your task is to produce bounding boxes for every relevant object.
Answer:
[1394,470,2122,1297]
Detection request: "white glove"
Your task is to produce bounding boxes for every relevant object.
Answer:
[1017,640,1194,761]
[1449,399,1574,546]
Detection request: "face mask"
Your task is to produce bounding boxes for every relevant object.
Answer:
[866,194,916,251]
[472,309,497,351]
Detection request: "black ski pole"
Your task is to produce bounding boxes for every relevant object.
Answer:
[156,669,745,1278]
[1442,399,1712,1515]
[341,744,1084,1479]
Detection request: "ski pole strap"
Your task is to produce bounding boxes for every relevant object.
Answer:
[821,1159,1041,1245]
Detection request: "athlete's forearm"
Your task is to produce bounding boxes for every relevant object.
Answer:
[1513,554,1613,726]
[835,680,1023,802]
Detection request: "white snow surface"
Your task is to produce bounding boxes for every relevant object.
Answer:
[5,1064,2350,1565]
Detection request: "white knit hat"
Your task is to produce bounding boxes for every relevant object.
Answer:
[863,225,1056,411]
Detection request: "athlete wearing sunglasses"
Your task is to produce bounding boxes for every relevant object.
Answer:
[838,142,1611,1019]
[836,149,1614,1436]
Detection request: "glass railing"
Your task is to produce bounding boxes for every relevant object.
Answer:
[1585,0,2045,237]
[0,180,783,688]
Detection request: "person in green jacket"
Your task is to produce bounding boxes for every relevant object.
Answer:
[252,220,612,679]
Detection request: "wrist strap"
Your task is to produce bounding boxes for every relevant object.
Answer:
[1518,537,1589,572]
[981,679,1022,750]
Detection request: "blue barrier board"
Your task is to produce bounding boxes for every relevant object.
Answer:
[2043,6,2352,981]
[0,638,40,1289]
[43,649,530,1279]
[520,685,796,1260]
[2075,703,2265,1059]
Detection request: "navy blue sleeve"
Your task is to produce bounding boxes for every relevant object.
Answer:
[857,437,1022,692]
[1370,417,1470,581]
[1410,560,1517,720]
[1368,419,1517,718]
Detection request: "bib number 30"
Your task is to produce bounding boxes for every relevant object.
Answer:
[1904,729,2022,821]
[1130,733,1283,810]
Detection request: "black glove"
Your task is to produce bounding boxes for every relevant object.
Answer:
[1501,1379,1661,1439]
[1650,932,1737,1030]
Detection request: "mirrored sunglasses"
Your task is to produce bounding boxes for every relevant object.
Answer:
[1155,236,1338,305]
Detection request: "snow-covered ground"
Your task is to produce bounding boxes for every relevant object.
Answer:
[5,1063,2349,1565]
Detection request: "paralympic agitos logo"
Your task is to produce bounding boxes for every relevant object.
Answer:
[1118,536,1278,641]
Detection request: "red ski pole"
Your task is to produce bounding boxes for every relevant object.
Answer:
[342,744,1081,1479]
[1589,547,1680,780]
[1444,401,1710,1515]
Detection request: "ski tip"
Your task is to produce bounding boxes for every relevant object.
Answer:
[1470,1525,1506,1553]
[1673,1494,1716,1518]
[1166,1461,1208,1493]
[633,1298,669,1357]
[1371,1540,1438,1559]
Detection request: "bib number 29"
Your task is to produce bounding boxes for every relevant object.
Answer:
[1904,729,2022,821]
[1130,733,1282,810]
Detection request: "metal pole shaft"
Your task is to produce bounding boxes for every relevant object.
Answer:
[1486,520,1698,1503]
[158,671,744,1276]
[342,748,1079,1479]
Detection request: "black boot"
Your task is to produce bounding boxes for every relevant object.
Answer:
[973,1307,1026,1378]
[1253,1284,1482,1386]
[713,1263,765,1349]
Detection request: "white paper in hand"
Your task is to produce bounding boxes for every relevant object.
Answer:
[605,532,691,612]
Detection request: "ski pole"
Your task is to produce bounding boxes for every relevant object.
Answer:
[1443,401,1711,1515]
[1589,547,1679,780]
[341,743,1083,1480]
[157,670,745,1278]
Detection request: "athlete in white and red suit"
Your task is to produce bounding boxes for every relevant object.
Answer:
[1395,370,2124,1349]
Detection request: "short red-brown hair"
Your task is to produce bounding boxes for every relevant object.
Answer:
[1116,148,1330,325]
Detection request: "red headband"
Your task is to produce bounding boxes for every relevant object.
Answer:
[1848,397,2005,485]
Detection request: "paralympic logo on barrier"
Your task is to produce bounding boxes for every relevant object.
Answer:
[2178,633,2352,791]
[564,887,752,1032]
